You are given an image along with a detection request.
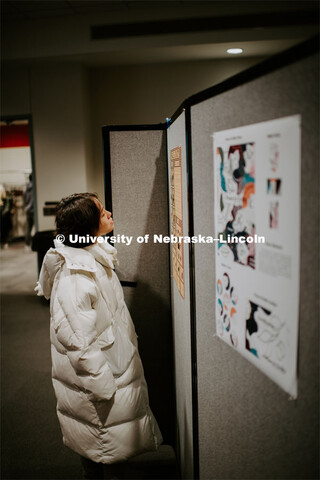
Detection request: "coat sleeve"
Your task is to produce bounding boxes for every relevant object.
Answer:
[55,273,117,402]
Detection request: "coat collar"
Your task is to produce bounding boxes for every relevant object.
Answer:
[53,239,118,272]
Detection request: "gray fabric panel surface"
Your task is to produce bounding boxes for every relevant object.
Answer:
[167,111,194,480]
[109,130,174,445]
[191,53,319,479]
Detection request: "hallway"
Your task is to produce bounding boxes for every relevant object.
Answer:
[1,242,83,479]
[1,243,178,480]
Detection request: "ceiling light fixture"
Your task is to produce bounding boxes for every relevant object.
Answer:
[227,48,243,55]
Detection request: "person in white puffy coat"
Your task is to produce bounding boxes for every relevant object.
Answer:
[35,193,162,479]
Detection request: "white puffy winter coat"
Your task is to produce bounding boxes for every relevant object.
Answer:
[35,239,162,464]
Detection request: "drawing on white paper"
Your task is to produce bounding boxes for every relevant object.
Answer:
[245,300,285,363]
[269,201,279,229]
[213,116,301,397]
[216,272,239,348]
[216,143,255,269]
[267,178,282,195]
[269,141,279,173]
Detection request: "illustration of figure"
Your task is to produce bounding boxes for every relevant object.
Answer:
[233,208,247,234]
[269,201,279,229]
[222,272,230,291]
[216,274,238,348]
[246,302,285,362]
[269,141,279,173]
[229,145,245,195]
[236,242,250,266]
[217,142,255,269]
[267,178,282,195]
[243,143,255,183]
[246,302,262,357]
[218,147,237,231]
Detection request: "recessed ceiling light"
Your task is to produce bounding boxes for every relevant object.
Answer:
[227,48,243,55]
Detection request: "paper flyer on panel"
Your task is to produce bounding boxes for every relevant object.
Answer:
[213,115,300,397]
[170,146,185,299]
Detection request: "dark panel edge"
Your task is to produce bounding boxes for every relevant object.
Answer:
[102,127,113,217]
[185,107,200,480]
[102,123,167,132]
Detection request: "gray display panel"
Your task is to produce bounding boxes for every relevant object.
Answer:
[108,129,174,445]
[191,52,319,479]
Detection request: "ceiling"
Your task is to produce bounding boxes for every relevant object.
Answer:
[3,0,131,20]
[1,1,319,66]
[1,1,318,21]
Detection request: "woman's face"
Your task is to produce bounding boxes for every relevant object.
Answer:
[94,199,114,235]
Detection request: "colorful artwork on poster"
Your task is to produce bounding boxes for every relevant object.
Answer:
[213,115,300,397]
[245,300,286,365]
[216,142,256,269]
[267,178,282,195]
[170,146,185,299]
[216,272,239,349]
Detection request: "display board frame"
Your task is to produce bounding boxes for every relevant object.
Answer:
[102,123,167,218]
[101,122,175,448]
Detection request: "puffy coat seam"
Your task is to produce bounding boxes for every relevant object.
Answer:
[58,273,111,348]
[57,408,100,429]
[51,340,67,356]
[56,294,83,346]
[99,412,147,430]
[52,376,82,393]
[43,260,50,278]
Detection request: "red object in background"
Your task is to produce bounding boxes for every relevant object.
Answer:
[0,125,30,148]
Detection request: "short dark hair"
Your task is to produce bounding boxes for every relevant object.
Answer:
[55,192,101,248]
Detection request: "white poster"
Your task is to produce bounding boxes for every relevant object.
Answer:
[213,115,300,397]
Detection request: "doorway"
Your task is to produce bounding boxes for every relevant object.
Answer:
[0,115,37,249]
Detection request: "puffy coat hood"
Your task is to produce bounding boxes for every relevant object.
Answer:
[35,239,119,300]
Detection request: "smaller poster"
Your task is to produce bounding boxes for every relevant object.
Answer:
[170,146,185,298]
[213,115,300,397]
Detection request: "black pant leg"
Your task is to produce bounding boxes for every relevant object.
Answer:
[80,456,104,480]
[25,213,34,246]
[103,461,129,480]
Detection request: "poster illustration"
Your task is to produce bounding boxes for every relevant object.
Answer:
[170,146,185,298]
[216,142,256,269]
[213,115,300,397]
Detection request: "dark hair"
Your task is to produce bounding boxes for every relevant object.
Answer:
[55,192,101,248]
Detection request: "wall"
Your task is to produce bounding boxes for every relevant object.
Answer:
[1,63,89,230]
[2,57,266,231]
[29,64,88,230]
[0,147,31,186]
[88,56,265,198]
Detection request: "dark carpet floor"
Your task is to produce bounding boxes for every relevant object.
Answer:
[1,292,179,480]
